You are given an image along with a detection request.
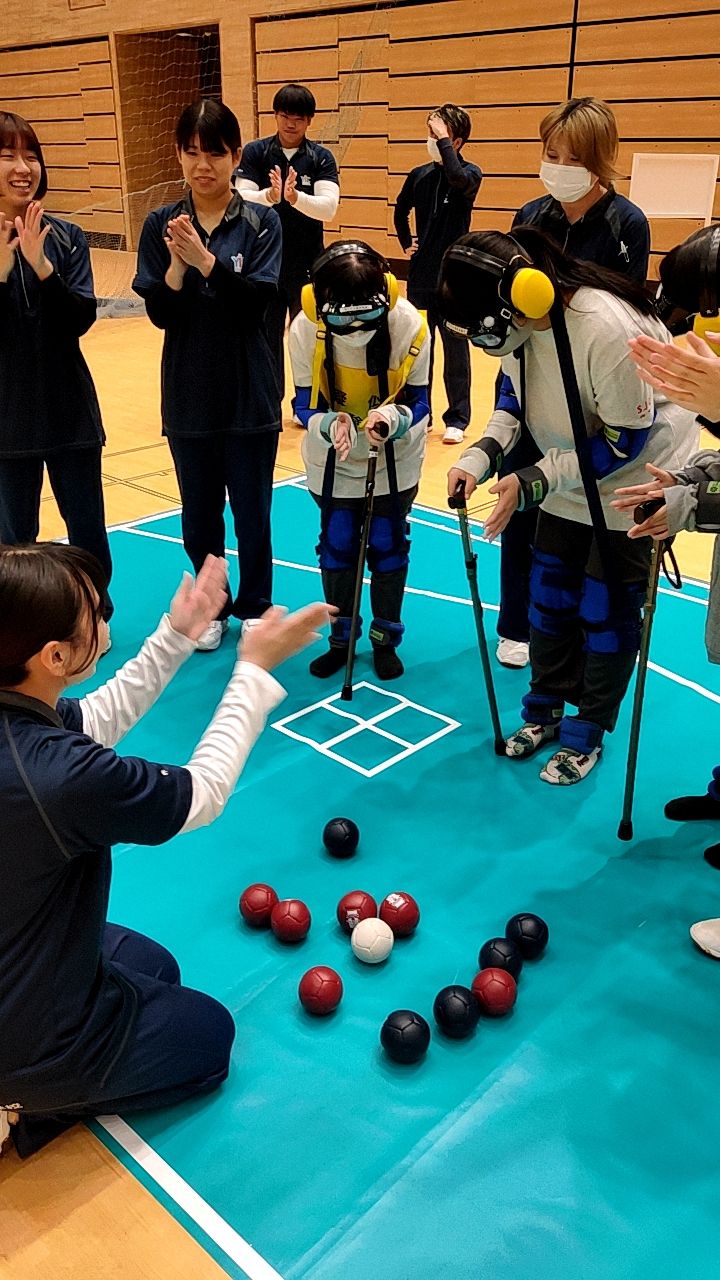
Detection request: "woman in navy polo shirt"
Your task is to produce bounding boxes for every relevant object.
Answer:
[0,542,330,1157]
[133,99,282,652]
[0,112,113,631]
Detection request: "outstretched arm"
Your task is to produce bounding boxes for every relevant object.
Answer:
[77,557,228,747]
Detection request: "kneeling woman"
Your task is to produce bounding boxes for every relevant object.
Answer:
[0,544,328,1157]
[289,240,430,679]
[440,228,696,784]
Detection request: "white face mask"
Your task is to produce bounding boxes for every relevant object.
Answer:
[427,138,442,164]
[485,324,532,358]
[540,160,597,204]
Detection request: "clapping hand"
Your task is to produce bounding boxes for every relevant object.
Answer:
[268,166,283,205]
[169,555,229,641]
[284,167,299,206]
[15,201,52,280]
[0,217,19,283]
[166,215,214,276]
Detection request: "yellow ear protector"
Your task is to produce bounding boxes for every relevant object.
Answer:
[301,240,399,325]
[443,241,555,316]
[693,225,720,354]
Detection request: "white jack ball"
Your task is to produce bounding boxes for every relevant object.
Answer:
[351,917,394,964]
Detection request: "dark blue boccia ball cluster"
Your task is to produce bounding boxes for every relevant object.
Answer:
[381,911,550,1063]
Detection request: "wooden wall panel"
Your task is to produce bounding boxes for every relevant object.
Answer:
[0,36,124,241]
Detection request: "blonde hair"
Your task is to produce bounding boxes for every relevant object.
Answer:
[540,97,619,187]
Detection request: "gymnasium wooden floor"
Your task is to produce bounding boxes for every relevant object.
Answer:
[1,313,711,1280]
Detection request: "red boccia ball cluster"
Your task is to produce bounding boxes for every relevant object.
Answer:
[298,965,343,1015]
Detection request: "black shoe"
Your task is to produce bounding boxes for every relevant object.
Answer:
[309,646,348,678]
[372,647,404,680]
[664,794,720,821]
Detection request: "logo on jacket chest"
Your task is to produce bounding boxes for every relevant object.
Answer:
[231,253,244,273]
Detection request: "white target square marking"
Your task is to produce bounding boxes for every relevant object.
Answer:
[272,680,460,776]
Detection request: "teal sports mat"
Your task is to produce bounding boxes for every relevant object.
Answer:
[85,478,720,1279]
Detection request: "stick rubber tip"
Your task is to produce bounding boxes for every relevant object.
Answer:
[340,686,353,702]
[494,739,506,756]
[617,820,633,841]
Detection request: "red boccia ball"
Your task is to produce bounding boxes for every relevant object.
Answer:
[337,889,378,934]
[298,966,343,1015]
[379,891,420,937]
[239,883,279,928]
[270,898,311,943]
[471,967,517,1017]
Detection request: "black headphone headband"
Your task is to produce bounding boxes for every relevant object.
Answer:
[699,225,720,318]
[310,240,389,281]
[443,240,533,307]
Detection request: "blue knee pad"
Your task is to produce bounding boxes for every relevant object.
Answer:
[528,549,583,636]
[580,575,645,655]
[366,515,410,574]
[317,507,361,572]
[369,618,404,648]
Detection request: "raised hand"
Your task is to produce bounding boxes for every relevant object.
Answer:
[169,555,229,640]
[240,602,336,671]
[284,167,299,206]
[0,217,19,283]
[166,214,214,276]
[628,333,720,420]
[268,166,283,205]
[15,201,52,280]
[428,113,450,141]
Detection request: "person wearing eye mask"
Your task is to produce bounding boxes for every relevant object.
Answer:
[494,97,650,672]
[440,228,696,786]
[289,242,430,680]
[394,104,481,445]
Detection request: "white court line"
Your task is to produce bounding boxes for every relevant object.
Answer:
[118,524,720,703]
[96,1116,284,1280]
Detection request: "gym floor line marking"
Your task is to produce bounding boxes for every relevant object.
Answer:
[115,526,720,702]
[95,1116,284,1280]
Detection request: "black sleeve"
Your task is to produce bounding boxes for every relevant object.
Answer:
[438,139,481,198]
[206,259,276,324]
[44,739,193,851]
[624,212,651,283]
[39,272,97,337]
[394,173,415,249]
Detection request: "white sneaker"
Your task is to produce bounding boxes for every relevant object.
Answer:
[196,619,229,652]
[496,638,530,668]
[442,426,465,445]
[292,413,303,427]
[241,617,263,637]
[540,746,601,786]
[690,918,720,958]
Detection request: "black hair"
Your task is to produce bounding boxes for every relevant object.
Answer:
[273,84,316,118]
[0,544,107,687]
[175,98,241,154]
[431,103,471,145]
[659,225,720,314]
[0,111,48,200]
[438,226,654,329]
[310,242,391,406]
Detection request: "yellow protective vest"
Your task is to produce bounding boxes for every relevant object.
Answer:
[309,315,428,429]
